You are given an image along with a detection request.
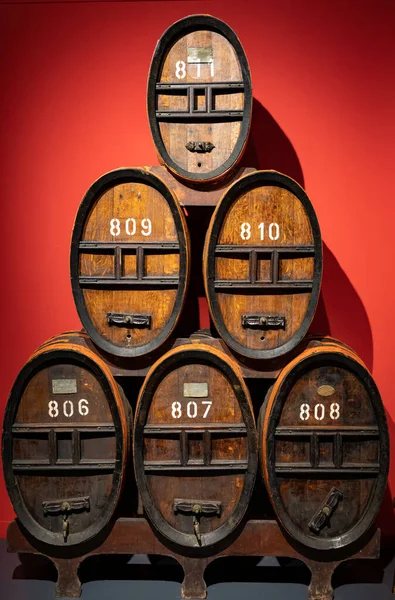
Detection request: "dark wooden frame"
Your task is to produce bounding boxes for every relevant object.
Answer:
[2,349,126,547]
[6,517,381,600]
[70,168,190,358]
[204,170,323,360]
[133,346,258,549]
[147,14,252,183]
[264,351,390,551]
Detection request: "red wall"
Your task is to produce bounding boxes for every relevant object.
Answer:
[1,0,395,538]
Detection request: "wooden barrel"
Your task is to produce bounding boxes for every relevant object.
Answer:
[260,342,389,551]
[204,170,322,360]
[70,168,190,357]
[147,15,252,184]
[2,334,129,547]
[133,343,257,548]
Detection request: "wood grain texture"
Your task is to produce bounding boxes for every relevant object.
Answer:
[204,170,322,360]
[148,15,252,184]
[133,342,258,548]
[71,168,190,358]
[2,334,129,548]
[260,342,389,552]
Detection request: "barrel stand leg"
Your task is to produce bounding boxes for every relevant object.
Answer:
[178,557,210,599]
[53,558,82,598]
[306,560,336,600]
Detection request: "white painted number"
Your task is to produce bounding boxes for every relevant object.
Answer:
[48,400,59,418]
[299,402,341,421]
[78,398,89,416]
[48,399,90,418]
[110,218,121,237]
[172,401,182,419]
[141,218,152,237]
[63,400,74,418]
[171,400,213,419]
[202,401,212,419]
[175,60,186,79]
[268,222,280,240]
[299,403,310,421]
[110,218,152,237]
[125,217,136,236]
[177,59,214,79]
[187,401,198,419]
[240,222,251,240]
[242,222,281,241]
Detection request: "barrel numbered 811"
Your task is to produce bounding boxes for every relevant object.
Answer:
[148,14,252,184]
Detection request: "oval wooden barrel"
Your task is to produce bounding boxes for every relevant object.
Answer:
[2,335,129,547]
[260,343,389,551]
[147,14,252,184]
[204,170,322,360]
[133,343,257,548]
[71,168,190,357]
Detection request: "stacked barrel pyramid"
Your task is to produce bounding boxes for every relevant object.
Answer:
[2,12,390,589]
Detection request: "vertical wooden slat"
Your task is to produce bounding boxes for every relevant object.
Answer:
[72,429,81,465]
[203,430,212,466]
[48,429,57,465]
[180,430,189,466]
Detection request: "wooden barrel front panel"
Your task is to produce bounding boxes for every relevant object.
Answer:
[2,339,129,547]
[204,171,322,360]
[260,344,389,551]
[148,15,252,184]
[71,168,190,357]
[133,344,257,548]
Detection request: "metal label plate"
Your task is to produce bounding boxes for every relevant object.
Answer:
[317,385,336,397]
[187,47,213,63]
[52,379,77,395]
[183,383,208,398]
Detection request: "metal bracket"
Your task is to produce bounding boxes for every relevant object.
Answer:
[42,496,90,542]
[173,499,222,516]
[185,141,215,153]
[107,313,151,328]
[308,488,343,535]
[241,314,286,330]
[173,499,222,546]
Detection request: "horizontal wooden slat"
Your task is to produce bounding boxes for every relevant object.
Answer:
[275,464,380,476]
[144,423,246,434]
[215,245,315,254]
[275,426,380,437]
[144,460,248,472]
[12,423,115,433]
[214,281,313,290]
[12,459,116,472]
[79,277,179,288]
[79,242,179,251]
[156,82,244,90]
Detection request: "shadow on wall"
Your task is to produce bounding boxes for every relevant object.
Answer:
[310,242,373,372]
[240,98,305,187]
[241,99,374,370]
